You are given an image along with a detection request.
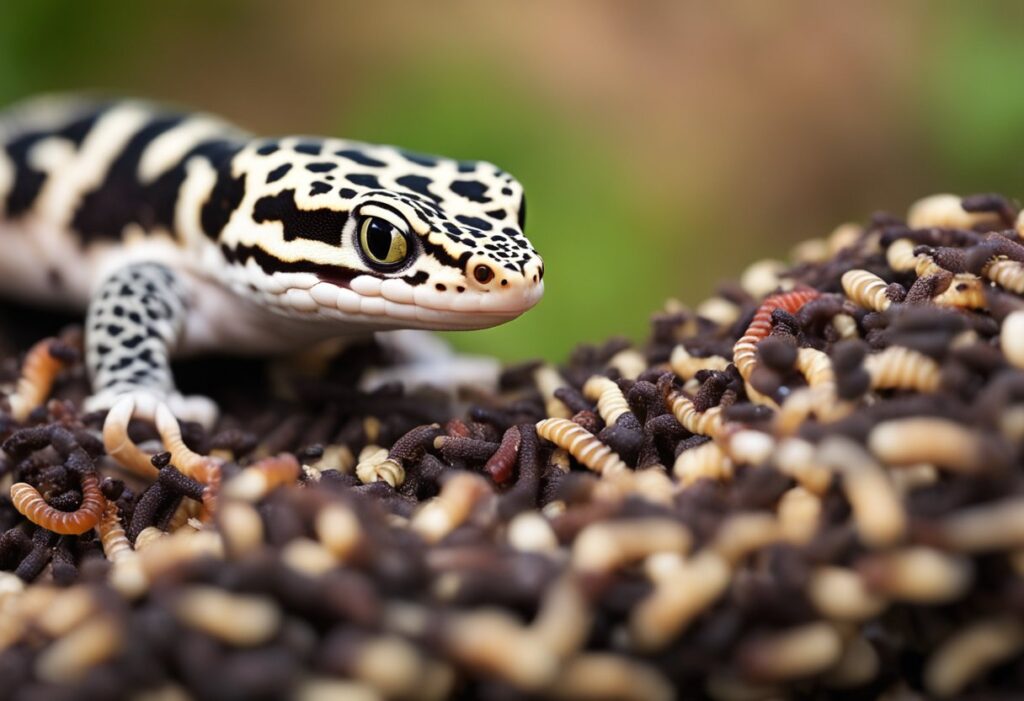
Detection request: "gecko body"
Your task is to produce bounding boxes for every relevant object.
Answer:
[0,96,544,424]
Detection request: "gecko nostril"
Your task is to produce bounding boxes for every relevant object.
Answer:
[500,279,508,286]
[473,264,494,284]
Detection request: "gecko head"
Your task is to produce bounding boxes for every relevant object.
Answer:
[219,138,544,331]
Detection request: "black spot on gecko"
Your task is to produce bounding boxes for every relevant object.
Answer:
[106,324,124,337]
[400,150,439,167]
[200,160,247,240]
[256,142,279,156]
[5,110,103,218]
[266,163,291,183]
[338,188,358,199]
[309,181,332,196]
[395,175,440,202]
[450,180,491,203]
[335,149,386,168]
[293,141,321,155]
[485,209,506,220]
[456,215,493,231]
[346,173,382,189]
[457,161,478,173]
[221,242,359,285]
[402,270,429,286]
[306,162,336,173]
[252,189,349,245]
[122,335,145,349]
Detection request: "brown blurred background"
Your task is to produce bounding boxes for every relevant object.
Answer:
[3,1,1023,360]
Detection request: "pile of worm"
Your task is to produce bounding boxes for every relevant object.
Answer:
[4,192,1024,700]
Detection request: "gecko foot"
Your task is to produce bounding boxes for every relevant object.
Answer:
[86,389,218,430]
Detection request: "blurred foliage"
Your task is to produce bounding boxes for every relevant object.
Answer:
[1,1,1023,362]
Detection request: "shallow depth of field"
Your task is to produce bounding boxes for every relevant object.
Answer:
[3,1,1024,360]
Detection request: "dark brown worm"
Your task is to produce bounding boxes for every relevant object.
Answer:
[10,472,105,535]
[483,426,521,483]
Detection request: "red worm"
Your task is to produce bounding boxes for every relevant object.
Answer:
[483,426,521,484]
[11,472,106,535]
[733,287,821,381]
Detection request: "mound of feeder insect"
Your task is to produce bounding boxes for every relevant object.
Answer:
[4,192,1024,700]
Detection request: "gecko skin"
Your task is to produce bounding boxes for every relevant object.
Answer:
[0,96,544,425]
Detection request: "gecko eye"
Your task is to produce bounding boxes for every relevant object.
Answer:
[359,217,409,268]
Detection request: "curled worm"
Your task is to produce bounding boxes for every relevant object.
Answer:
[11,473,105,535]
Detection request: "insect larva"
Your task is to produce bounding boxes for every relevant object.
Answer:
[154,404,221,487]
[165,494,202,532]
[7,338,65,422]
[1001,310,1024,369]
[533,364,572,418]
[97,500,132,563]
[868,417,991,473]
[985,258,1024,294]
[222,453,301,502]
[933,273,986,309]
[669,345,729,380]
[354,445,403,487]
[923,619,1024,698]
[536,417,628,475]
[607,348,647,380]
[10,472,105,535]
[772,437,832,494]
[794,347,847,419]
[712,512,781,565]
[582,376,631,425]
[841,269,892,312]
[777,486,821,545]
[663,390,725,440]
[737,622,842,683]
[864,346,941,393]
[672,441,731,486]
[35,617,123,685]
[807,566,886,622]
[790,236,829,264]
[102,397,159,479]
[411,472,492,543]
[907,193,1000,230]
[817,437,905,547]
[695,296,741,327]
[483,426,520,483]
[886,238,919,272]
[314,504,362,561]
[733,287,821,381]
[548,654,673,701]
[740,258,788,298]
[827,222,862,255]
[929,497,1024,553]
[217,500,263,557]
[174,585,282,646]
[572,518,691,573]
[857,547,973,603]
[629,550,731,651]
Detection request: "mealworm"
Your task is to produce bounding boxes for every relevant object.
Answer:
[818,437,905,547]
[712,512,781,565]
[354,445,404,487]
[886,238,919,272]
[868,418,991,473]
[672,441,731,486]
[733,287,821,381]
[154,404,221,488]
[738,622,843,683]
[572,518,691,573]
[97,500,132,563]
[695,296,741,327]
[907,193,1000,230]
[507,512,559,553]
[857,547,973,603]
[777,486,821,545]
[669,345,729,380]
[548,655,673,701]
[7,338,65,422]
[790,236,829,264]
[10,472,105,535]
[630,550,731,651]
[222,453,301,501]
[740,258,788,298]
[35,617,123,685]
[536,418,628,475]
[929,497,1024,553]
[582,376,631,425]
[411,472,492,543]
[807,566,887,623]
[933,273,986,309]
[864,346,941,392]
[607,348,647,380]
[985,258,1024,294]
[827,222,862,255]
[663,390,725,440]
[841,269,892,312]
[174,585,282,647]
[533,364,572,418]
[1002,310,1024,370]
[924,619,1024,698]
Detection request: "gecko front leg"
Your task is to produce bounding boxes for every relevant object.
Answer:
[84,262,217,427]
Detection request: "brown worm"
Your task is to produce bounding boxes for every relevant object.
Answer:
[11,473,105,535]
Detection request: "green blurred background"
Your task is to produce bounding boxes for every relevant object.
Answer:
[3,1,1024,362]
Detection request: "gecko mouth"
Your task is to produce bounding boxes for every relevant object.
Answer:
[273,275,544,330]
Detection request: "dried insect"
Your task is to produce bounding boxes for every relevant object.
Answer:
[841,269,892,312]
[354,445,403,487]
[733,287,821,381]
[536,417,628,475]
[10,472,105,536]
[483,426,521,483]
